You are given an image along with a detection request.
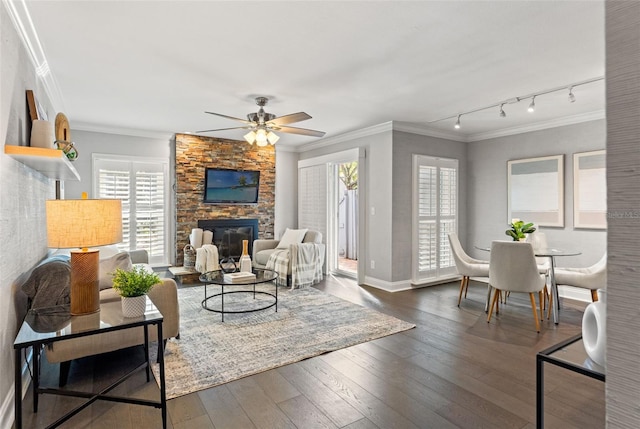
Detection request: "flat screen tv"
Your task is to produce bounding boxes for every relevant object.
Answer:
[203,167,260,204]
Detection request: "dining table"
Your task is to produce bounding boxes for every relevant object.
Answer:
[475,244,581,324]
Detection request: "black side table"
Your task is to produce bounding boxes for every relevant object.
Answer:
[536,334,605,428]
[14,299,167,429]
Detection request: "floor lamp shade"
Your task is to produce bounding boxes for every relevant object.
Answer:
[46,199,123,315]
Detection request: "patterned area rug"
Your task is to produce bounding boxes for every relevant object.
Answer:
[151,284,415,399]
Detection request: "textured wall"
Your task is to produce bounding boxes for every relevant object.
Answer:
[0,4,56,428]
[605,2,640,427]
[174,134,275,264]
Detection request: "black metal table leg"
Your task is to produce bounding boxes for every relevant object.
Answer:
[144,325,150,382]
[157,322,167,429]
[15,348,22,429]
[536,353,544,428]
[33,345,39,412]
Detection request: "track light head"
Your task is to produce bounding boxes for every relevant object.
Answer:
[528,96,536,113]
[454,115,461,129]
[568,86,576,103]
[499,104,506,118]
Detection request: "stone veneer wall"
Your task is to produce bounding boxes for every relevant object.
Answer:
[174,133,275,264]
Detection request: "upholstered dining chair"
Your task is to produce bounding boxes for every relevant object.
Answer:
[448,233,490,307]
[487,241,547,332]
[554,253,607,303]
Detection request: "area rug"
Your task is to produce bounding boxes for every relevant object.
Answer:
[150,284,415,399]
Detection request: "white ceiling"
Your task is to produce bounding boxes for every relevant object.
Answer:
[23,1,605,148]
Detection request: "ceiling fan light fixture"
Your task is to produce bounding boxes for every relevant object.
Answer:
[255,128,268,146]
[266,131,279,145]
[454,115,461,129]
[499,103,506,118]
[244,130,257,144]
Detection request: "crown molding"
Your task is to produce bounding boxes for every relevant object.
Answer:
[73,121,174,141]
[4,0,66,112]
[296,122,394,153]
[466,110,606,142]
[392,122,466,142]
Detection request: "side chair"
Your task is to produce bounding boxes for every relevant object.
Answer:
[448,233,490,307]
[554,253,607,303]
[487,241,547,332]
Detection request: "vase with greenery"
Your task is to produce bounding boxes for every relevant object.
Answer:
[505,218,536,241]
[112,266,160,317]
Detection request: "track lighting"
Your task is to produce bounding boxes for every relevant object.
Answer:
[427,76,603,130]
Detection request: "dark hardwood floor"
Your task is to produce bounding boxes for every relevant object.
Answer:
[17,275,605,428]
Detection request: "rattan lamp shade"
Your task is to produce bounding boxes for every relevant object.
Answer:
[46,199,122,314]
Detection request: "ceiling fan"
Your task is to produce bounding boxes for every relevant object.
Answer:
[198,97,326,146]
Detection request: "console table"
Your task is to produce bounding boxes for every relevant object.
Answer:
[536,334,605,428]
[14,300,167,428]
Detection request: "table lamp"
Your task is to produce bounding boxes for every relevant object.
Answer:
[46,194,122,315]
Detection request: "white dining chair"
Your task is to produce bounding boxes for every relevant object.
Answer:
[448,233,490,307]
[554,253,606,303]
[487,241,547,332]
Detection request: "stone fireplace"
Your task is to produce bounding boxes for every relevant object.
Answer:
[197,218,259,259]
[174,133,275,265]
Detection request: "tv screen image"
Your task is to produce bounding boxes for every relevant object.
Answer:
[204,168,260,204]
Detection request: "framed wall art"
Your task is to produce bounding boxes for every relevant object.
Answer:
[574,150,606,229]
[508,154,564,227]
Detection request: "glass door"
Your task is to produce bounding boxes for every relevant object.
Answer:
[329,161,358,278]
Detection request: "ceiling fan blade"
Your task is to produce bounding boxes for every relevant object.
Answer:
[276,125,326,137]
[268,112,312,126]
[204,111,253,125]
[196,126,251,133]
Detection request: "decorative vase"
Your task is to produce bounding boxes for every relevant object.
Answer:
[239,239,252,273]
[582,288,606,366]
[121,295,147,318]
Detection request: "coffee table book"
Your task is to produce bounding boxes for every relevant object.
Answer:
[223,272,257,283]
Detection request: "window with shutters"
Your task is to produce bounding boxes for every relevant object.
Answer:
[412,155,458,283]
[93,154,169,266]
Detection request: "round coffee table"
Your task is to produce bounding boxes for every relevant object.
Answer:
[199,268,278,322]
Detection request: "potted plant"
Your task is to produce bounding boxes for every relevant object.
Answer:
[505,218,536,241]
[112,266,160,317]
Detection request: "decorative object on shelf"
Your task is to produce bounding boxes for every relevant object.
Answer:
[183,244,196,268]
[112,265,161,318]
[26,89,39,122]
[582,288,606,366]
[30,120,54,148]
[54,112,78,161]
[505,218,536,241]
[46,194,123,315]
[54,140,78,161]
[239,239,252,273]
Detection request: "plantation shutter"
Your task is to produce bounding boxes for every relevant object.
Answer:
[298,164,327,242]
[94,155,169,265]
[413,155,458,283]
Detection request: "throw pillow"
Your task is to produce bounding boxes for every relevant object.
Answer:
[99,252,133,290]
[276,228,308,249]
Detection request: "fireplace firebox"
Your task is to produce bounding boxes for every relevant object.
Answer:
[197,219,259,260]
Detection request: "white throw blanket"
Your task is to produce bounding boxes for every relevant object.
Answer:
[195,244,220,273]
[266,243,323,289]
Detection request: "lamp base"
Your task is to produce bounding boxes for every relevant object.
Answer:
[70,249,100,315]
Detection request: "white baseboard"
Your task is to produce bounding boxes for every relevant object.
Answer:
[1,349,33,429]
[363,275,459,292]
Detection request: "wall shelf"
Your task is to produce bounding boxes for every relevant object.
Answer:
[4,145,80,181]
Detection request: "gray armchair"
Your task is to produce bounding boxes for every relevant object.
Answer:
[253,230,325,286]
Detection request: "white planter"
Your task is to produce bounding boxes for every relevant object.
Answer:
[582,288,606,366]
[121,295,147,318]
